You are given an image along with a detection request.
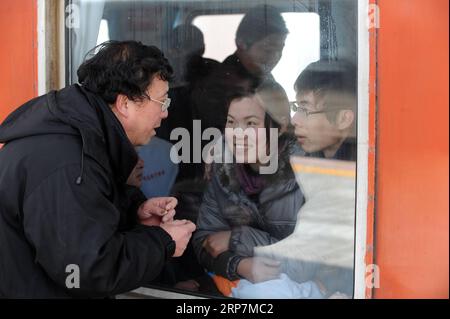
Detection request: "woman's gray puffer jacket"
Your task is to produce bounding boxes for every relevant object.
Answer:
[192,134,304,280]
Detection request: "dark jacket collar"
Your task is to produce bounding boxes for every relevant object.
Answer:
[53,85,138,186]
[76,85,138,185]
[333,138,357,161]
[308,137,357,162]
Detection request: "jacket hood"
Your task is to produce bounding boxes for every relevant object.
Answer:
[0,84,138,185]
[0,94,77,143]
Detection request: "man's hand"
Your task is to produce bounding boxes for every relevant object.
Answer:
[202,231,231,258]
[237,257,281,283]
[160,219,196,257]
[138,197,178,226]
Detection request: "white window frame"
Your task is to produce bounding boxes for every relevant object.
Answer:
[354,0,371,299]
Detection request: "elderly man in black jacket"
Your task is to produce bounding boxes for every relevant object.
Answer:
[0,41,195,298]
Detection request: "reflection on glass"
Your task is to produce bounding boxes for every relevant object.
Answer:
[256,157,356,298]
[68,0,358,299]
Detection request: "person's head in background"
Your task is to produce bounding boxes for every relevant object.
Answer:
[167,24,206,85]
[77,41,173,146]
[291,60,357,159]
[235,5,289,77]
[224,81,291,170]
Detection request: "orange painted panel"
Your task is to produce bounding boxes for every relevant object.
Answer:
[0,0,37,123]
[364,0,379,300]
[375,0,449,298]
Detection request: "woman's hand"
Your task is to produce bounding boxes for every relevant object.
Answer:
[138,197,178,226]
[237,257,281,283]
[203,231,231,258]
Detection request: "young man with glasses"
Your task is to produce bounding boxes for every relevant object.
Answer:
[252,60,357,299]
[0,41,195,298]
[291,60,357,161]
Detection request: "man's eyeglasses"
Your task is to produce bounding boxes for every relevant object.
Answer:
[290,101,331,118]
[149,96,171,112]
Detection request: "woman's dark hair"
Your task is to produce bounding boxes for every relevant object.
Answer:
[77,40,173,104]
[224,83,282,142]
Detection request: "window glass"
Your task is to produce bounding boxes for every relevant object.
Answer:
[67,0,358,299]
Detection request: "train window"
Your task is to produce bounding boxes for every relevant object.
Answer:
[66,0,359,299]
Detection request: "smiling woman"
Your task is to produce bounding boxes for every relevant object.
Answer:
[224,82,289,168]
[225,96,267,165]
[191,81,308,297]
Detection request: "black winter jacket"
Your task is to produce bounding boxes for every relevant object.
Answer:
[0,85,175,298]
